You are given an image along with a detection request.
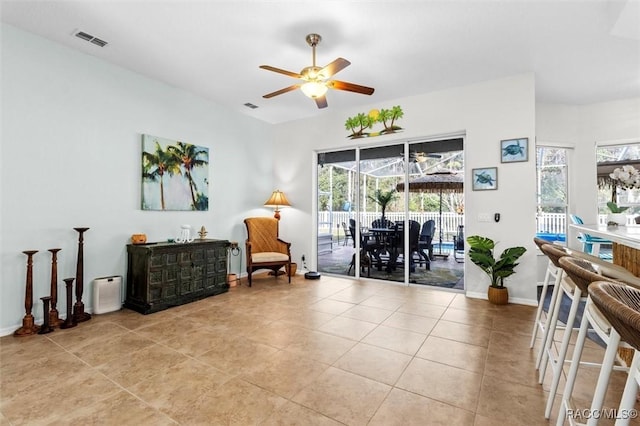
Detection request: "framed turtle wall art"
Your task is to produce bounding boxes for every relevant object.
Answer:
[500,137,528,163]
[472,167,498,191]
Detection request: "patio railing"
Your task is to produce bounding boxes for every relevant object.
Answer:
[319,211,625,240]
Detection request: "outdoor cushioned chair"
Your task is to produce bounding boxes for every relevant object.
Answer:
[570,214,612,258]
[396,220,421,272]
[418,220,435,269]
[452,224,465,262]
[244,217,291,287]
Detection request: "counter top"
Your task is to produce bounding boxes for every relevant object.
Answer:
[570,224,640,250]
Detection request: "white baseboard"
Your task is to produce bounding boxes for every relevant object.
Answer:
[466,290,537,307]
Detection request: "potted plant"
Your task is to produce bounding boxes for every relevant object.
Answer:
[466,235,527,305]
[607,165,640,226]
[606,202,629,226]
[368,189,397,225]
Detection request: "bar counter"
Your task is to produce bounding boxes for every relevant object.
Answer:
[570,223,640,276]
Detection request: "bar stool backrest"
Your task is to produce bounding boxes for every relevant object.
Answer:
[533,237,552,251]
[540,244,569,268]
[558,256,611,294]
[564,246,631,275]
[590,282,640,351]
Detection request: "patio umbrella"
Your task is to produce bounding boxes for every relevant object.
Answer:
[396,169,464,257]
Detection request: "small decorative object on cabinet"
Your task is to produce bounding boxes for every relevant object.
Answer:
[125,239,229,314]
[131,234,147,244]
[176,224,195,243]
[198,226,208,239]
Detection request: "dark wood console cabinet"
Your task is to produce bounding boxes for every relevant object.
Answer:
[125,239,229,314]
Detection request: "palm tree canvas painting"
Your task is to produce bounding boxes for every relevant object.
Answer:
[142,134,209,211]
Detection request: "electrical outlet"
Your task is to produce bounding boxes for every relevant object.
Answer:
[302,254,306,262]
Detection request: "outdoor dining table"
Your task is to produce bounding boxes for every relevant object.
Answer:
[365,227,403,272]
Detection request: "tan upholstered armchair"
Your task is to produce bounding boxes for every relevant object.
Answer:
[244,217,291,287]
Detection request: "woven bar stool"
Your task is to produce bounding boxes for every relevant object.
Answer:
[566,247,634,277]
[552,257,627,423]
[542,256,601,418]
[538,244,572,376]
[589,282,640,426]
[531,237,562,349]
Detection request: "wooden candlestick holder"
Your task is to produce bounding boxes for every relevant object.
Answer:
[38,297,54,334]
[60,278,77,329]
[72,227,91,323]
[14,250,40,337]
[48,248,62,328]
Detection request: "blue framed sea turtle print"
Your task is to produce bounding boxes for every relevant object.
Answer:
[500,137,528,163]
[472,167,498,191]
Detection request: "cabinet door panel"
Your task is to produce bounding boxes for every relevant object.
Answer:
[126,240,229,314]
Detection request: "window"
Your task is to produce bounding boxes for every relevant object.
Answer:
[596,143,640,219]
[536,146,568,242]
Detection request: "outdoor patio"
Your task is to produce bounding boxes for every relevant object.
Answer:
[318,240,464,291]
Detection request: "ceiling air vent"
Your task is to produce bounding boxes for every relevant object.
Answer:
[244,103,259,109]
[75,31,108,47]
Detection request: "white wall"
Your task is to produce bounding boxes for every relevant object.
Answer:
[4,23,636,335]
[272,74,539,304]
[537,98,640,249]
[0,25,274,334]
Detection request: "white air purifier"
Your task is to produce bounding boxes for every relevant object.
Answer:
[92,275,123,314]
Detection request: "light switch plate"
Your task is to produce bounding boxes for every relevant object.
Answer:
[478,213,492,222]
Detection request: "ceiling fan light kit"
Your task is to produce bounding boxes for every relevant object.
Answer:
[301,81,328,98]
[260,33,374,109]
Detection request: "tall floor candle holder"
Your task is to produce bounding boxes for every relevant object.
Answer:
[72,227,91,323]
[60,278,77,329]
[48,248,62,327]
[38,297,53,334]
[14,250,40,336]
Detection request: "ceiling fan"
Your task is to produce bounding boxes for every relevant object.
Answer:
[259,33,375,109]
[407,152,443,163]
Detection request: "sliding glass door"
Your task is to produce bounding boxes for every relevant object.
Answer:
[316,150,356,277]
[316,138,464,290]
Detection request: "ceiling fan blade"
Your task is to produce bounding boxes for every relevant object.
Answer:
[259,65,303,79]
[327,80,375,95]
[319,58,350,78]
[263,84,300,98]
[315,96,328,109]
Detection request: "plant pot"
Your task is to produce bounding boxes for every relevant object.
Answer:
[226,273,238,287]
[487,286,509,305]
[607,213,627,226]
[285,263,297,276]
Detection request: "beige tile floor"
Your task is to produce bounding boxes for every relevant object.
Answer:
[1,273,639,425]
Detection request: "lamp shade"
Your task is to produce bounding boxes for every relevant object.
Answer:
[264,190,291,207]
[300,82,328,99]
